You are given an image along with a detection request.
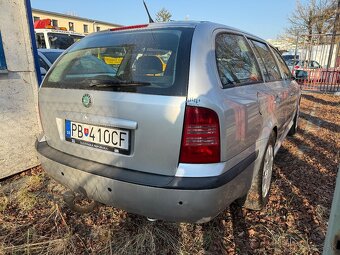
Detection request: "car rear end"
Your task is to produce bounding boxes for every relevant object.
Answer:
[36,22,252,223]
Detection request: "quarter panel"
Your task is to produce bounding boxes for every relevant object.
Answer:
[220,85,263,161]
[187,25,264,162]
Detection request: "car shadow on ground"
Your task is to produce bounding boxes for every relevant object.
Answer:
[300,111,340,133]
[302,94,340,107]
[273,146,329,250]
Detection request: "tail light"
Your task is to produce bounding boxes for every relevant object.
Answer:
[179,106,220,163]
[294,65,300,69]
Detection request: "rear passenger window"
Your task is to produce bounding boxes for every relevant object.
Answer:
[215,33,262,88]
[270,47,291,79]
[249,40,281,81]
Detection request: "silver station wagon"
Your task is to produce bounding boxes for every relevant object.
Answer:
[36,21,301,223]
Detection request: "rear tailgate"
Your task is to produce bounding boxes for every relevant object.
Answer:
[38,26,194,176]
[39,88,186,175]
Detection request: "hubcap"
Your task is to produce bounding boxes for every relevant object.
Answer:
[262,144,274,198]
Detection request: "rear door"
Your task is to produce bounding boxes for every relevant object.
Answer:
[215,32,264,159]
[248,40,289,138]
[39,27,194,176]
[271,47,299,124]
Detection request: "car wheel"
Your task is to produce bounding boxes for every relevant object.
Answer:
[237,133,275,210]
[288,106,299,136]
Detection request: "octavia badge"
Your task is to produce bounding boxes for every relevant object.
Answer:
[82,94,92,108]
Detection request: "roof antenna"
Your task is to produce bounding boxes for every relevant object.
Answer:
[143,0,154,23]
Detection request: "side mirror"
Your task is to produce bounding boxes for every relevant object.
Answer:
[40,67,47,75]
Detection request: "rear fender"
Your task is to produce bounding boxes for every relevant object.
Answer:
[251,117,278,182]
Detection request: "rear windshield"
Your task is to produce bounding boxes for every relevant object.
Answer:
[42,27,194,96]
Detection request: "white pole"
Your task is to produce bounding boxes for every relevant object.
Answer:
[323,164,340,255]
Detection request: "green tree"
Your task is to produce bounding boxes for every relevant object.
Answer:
[155,8,172,22]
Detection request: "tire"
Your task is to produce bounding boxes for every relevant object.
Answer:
[288,106,299,136]
[237,133,275,210]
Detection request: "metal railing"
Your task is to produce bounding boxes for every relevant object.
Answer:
[290,33,340,92]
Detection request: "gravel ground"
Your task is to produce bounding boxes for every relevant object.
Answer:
[0,92,339,255]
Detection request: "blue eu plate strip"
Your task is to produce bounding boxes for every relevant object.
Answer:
[65,120,71,138]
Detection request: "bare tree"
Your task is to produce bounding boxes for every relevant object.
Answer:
[286,0,336,38]
[155,8,172,22]
[314,0,337,34]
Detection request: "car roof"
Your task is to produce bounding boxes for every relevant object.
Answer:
[89,21,266,43]
[154,21,263,39]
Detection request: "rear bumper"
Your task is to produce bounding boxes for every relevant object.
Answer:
[36,140,257,223]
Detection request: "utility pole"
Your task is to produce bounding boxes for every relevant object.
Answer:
[294,31,299,64]
[326,0,340,68]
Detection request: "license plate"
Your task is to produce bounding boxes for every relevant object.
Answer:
[65,120,130,154]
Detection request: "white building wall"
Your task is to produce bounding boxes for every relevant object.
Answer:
[296,45,338,67]
[0,0,41,178]
[285,44,339,68]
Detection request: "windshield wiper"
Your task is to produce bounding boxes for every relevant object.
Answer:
[88,79,151,87]
[80,75,151,87]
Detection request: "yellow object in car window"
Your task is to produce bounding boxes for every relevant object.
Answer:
[103,57,123,65]
[157,56,167,72]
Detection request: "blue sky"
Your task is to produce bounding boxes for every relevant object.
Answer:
[30,0,301,39]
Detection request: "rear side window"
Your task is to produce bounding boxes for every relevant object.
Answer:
[215,33,262,88]
[42,28,194,96]
[270,47,291,79]
[249,40,281,81]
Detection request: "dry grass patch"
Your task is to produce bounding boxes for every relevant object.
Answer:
[16,188,37,212]
[0,194,9,212]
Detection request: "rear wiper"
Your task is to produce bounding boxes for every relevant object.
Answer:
[88,80,151,87]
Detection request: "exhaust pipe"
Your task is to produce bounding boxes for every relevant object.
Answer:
[63,190,98,214]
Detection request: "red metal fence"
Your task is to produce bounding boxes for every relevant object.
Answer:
[289,34,340,92]
[295,69,340,92]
